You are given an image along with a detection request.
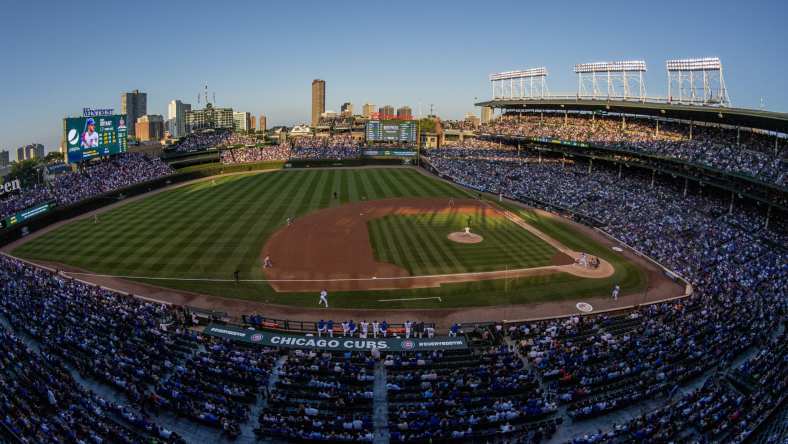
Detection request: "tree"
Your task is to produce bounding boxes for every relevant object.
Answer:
[7,159,42,187]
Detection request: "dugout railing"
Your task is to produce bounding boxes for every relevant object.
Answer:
[239,314,435,336]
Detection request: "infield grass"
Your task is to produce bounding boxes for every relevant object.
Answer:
[12,168,647,309]
[368,212,557,275]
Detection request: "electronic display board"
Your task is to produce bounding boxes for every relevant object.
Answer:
[365,120,417,143]
[63,114,128,163]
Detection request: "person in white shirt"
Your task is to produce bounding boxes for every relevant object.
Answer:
[318,289,328,307]
[360,320,369,338]
[81,118,99,148]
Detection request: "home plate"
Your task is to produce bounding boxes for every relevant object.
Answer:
[377,296,442,302]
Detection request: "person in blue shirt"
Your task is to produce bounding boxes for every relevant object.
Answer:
[380,320,388,337]
[317,319,326,337]
[326,319,334,337]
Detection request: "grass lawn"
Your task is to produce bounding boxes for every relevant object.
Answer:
[12,168,647,309]
[368,211,557,275]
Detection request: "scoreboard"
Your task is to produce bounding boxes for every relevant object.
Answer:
[63,114,128,163]
[366,120,417,143]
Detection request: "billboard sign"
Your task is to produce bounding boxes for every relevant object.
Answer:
[204,324,468,352]
[0,201,54,229]
[64,114,128,163]
[82,107,115,117]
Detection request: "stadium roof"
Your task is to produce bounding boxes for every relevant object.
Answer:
[474,98,788,134]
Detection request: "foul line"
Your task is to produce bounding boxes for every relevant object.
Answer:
[59,268,544,283]
[377,297,442,302]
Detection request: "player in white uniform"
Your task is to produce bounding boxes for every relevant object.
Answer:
[319,289,329,308]
[81,118,99,148]
[611,284,620,301]
[372,320,380,338]
[360,320,369,338]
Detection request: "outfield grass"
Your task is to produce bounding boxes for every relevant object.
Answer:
[12,168,647,309]
[368,212,557,275]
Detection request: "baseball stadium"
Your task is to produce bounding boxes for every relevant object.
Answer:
[1,21,788,444]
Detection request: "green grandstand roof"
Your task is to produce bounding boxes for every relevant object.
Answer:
[474,98,788,134]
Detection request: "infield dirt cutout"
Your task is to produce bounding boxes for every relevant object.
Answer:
[261,198,613,292]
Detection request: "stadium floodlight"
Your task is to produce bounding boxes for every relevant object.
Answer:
[489,67,549,100]
[574,60,647,101]
[666,57,722,71]
[489,67,548,81]
[573,61,647,73]
[666,57,730,106]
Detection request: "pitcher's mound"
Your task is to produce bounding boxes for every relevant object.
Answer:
[448,232,484,244]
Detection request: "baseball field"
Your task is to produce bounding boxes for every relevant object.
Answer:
[12,167,649,309]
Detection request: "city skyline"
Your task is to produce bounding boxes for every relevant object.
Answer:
[1,0,787,157]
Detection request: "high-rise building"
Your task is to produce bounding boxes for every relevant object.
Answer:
[311,79,325,127]
[186,104,234,131]
[167,100,191,139]
[362,103,375,118]
[396,106,413,120]
[121,89,147,137]
[233,112,251,131]
[249,115,256,131]
[135,115,164,142]
[259,115,267,132]
[378,105,395,119]
[16,144,45,161]
[464,112,481,128]
[341,102,353,117]
[481,106,493,124]
[0,150,9,167]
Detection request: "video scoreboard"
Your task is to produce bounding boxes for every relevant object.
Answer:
[63,114,128,163]
[366,120,417,143]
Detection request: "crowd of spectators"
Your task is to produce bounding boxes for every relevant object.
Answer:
[0,153,173,221]
[290,135,361,160]
[386,343,560,442]
[426,149,786,442]
[482,114,786,186]
[0,143,785,442]
[219,135,362,165]
[171,131,232,152]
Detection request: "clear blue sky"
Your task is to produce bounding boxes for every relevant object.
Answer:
[1,0,786,158]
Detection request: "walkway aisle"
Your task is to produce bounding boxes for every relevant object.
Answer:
[237,353,288,443]
[373,360,390,444]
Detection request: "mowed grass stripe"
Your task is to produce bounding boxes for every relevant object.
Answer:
[229,171,314,275]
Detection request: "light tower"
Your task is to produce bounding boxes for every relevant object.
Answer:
[666,57,730,106]
[489,67,549,100]
[573,60,647,101]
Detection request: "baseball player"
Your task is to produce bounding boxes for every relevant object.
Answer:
[263,256,273,268]
[326,319,334,337]
[341,320,349,337]
[360,320,369,338]
[611,284,620,301]
[372,320,380,338]
[348,320,357,337]
[379,320,388,338]
[404,320,413,339]
[317,319,327,337]
[319,289,329,308]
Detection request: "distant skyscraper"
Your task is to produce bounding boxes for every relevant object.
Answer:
[186,104,234,131]
[362,103,375,118]
[233,112,251,131]
[249,115,256,130]
[378,105,395,119]
[259,115,267,132]
[16,143,45,161]
[341,102,353,117]
[167,100,191,139]
[311,79,325,127]
[396,106,412,120]
[121,90,147,137]
[0,150,9,167]
[135,115,164,142]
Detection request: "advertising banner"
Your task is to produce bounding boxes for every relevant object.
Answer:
[204,324,467,352]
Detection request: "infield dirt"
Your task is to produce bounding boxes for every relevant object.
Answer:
[261,197,612,292]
